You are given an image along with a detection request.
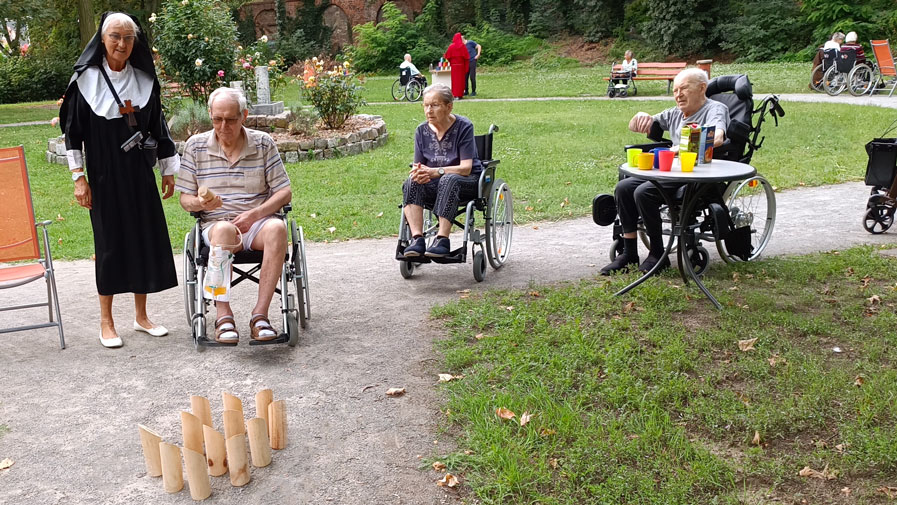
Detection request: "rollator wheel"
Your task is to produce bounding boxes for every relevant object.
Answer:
[863,199,894,234]
[473,249,487,282]
[689,246,710,276]
[608,88,616,98]
[400,260,415,279]
[619,89,627,98]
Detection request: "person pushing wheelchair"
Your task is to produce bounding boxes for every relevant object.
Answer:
[176,87,292,344]
[600,68,730,276]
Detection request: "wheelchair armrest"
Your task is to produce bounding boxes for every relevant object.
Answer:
[282,203,292,214]
[647,121,668,143]
[625,141,672,152]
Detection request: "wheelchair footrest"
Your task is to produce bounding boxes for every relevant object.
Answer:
[395,244,467,264]
[248,333,290,346]
[194,336,238,348]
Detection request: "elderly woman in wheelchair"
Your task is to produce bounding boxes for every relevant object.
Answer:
[398,83,512,281]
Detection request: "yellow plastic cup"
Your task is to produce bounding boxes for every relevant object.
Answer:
[626,148,642,168]
[680,151,697,172]
[637,152,654,170]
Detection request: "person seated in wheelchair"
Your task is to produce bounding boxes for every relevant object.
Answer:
[400,53,427,86]
[402,83,481,258]
[175,87,292,344]
[612,50,638,84]
[841,32,866,65]
[601,68,730,276]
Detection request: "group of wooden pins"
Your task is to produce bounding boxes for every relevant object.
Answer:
[137,389,287,500]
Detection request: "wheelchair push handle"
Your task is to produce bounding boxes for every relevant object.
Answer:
[488,124,499,135]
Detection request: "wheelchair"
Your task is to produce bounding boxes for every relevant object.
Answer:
[607,62,637,98]
[396,124,512,282]
[810,48,838,92]
[822,48,860,96]
[182,204,310,351]
[862,120,897,234]
[592,74,784,275]
[392,68,427,102]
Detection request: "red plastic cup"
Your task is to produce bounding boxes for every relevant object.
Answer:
[658,150,675,172]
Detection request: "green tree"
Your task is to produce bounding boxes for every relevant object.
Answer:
[716,0,809,61]
[570,0,625,41]
[153,0,237,103]
[0,0,53,57]
[643,0,726,57]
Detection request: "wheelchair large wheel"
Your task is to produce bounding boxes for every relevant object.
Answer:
[290,221,310,328]
[848,64,875,96]
[406,80,423,102]
[183,232,196,328]
[391,79,405,101]
[823,66,847,96]
[809,64,825,92]
[485,179,513,269]
[718,176,776,262]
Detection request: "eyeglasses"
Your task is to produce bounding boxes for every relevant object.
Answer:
[211,116,243,125]
[423,102,446,110]
[107,33,137,44]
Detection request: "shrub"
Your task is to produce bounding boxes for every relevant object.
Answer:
[716,0,811,62]
[459,22,544,66]
[168,102,212,140]
[0,54,70,104]
[287,106,318,136]
[153,0,238,103]
[299,58,365,129]
[229,37,288,106]
[348,2,444,73]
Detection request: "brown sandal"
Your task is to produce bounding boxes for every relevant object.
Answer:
[215,316,239,345]
[249,314,278,341]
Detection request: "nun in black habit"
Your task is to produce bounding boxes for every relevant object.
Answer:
[60,12,178,348]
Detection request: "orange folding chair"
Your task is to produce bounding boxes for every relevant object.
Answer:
[0,146,65,348]
[871,39,897,97]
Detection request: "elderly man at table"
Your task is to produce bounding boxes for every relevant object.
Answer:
[176,87,292,344]
[600,68,730,276]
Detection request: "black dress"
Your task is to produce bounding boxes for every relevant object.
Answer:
[62,76,178,296]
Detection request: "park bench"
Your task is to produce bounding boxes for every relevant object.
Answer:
[603,61,691,94]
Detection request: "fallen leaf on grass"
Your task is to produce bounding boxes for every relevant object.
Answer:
[310,213,317,218]
[474,333,486,340]
[854,375,865,387]
[732,272,740,282]
[519,411,533,427]
[622,301,636,313]
[532,225,539,230]
[841,487,851,496]
[878,487,897,499]
[327,226,336,234]
[752,431,761,446]
[861,276,873,288]
[437,473,459,488]
[376,211,383,218]
[463,449,474,455]
[525,206,534,211]
[835,443,849,453]
[56,213,65,221]
[867,294,881,305]
[559,197,569,208]
[768,354,786,367]
[432,461,446,471]
[548,458,558,469]
[539,428,556,437]
[798,464,838,480]
[832,346,843,353]
[505,306,514,312]
[57,238,63,245]
[386,387,406,396]
[738,338,758,352]
[528,290,541,297]
[0,458,13,470]
[496,407,516,420]
[438,373,463,382]
[456,289,470,294]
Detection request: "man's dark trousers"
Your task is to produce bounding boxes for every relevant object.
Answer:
[465,59,477,95]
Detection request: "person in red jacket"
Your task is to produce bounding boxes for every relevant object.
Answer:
[443,33,470,99]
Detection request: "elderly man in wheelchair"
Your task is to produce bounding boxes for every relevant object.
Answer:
[595,70,783,285]
[600,68,730,276]
[177,87,295,346]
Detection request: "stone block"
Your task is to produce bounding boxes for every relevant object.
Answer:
[284,151,299,163]
[299,140,315,150]
[250,101,284,115]
[297,150,309,162]
[364,128,378,140]
[323,148,333,159]
[380,132,389,144]
[256,116,268,127]
[313,149,323,160]
[337,137,347,146]
[335,146,348,157]
[55,154,67,165]
[55,142,66,156]
[347,132,360,143]
[347,143,362,155]
[273,117,288,128]
[314,138,327,149]
[377,123,387,135]
[48,140,57,153]
[274,127,287,134]
[279,140,299,151]
[46,151,54,164]
[326,137,339,148]
[361,140,372,152]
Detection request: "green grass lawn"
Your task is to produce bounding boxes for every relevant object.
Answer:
[0,97,889,259]
[432,246,897,504]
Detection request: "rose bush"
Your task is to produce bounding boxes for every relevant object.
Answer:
[300,57,365,129]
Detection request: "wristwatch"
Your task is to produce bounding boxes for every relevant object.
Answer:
[71,170,86,182]
[437,168,445,176]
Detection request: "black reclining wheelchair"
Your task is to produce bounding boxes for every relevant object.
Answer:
[592,74,785,276]
[183,205,310,351]
[396,124,512,282]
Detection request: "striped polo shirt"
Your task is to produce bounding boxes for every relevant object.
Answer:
[176,127,291,229]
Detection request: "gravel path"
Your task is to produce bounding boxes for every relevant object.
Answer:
[1,178,894,504]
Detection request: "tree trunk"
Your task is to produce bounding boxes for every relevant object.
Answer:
[78,0,95,49]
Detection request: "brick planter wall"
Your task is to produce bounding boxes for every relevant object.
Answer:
[46,114,388,166]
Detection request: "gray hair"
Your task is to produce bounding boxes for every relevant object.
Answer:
[833,31,845,41]
[422,83,453,104]
[208,87,248,114]
[102,13,140,36]
[675,67,709,87]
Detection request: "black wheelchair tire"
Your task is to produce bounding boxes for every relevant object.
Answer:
[406,80,423,102]
[473,249,487,282]
[400,260,415,279]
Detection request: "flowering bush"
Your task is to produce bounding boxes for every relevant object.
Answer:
[300,57,365,129]
[153,0,237,103]
[221,37,288,106]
